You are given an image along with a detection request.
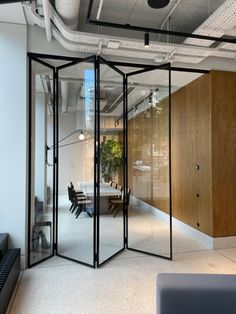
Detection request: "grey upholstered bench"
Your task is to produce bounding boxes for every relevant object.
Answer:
[157,273,236,314]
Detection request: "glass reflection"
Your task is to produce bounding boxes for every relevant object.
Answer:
[127,68,171,258]
[57,61,95,266]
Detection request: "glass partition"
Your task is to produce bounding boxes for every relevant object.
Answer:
[57,59,96,267]
[29,59,55,266]
[127,64,172,259]
[97,59,126,265]
[28,54,173,268]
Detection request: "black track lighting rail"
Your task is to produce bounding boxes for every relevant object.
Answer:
[87,0,236,45]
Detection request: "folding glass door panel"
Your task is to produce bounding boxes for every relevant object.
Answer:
[28,58,55,266]
[56,58,96,267]
[97,58,126,266]
[126,64,172,259]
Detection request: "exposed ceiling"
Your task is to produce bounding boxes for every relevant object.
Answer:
[1,0,234,123]
[18,0,236,66]
[0,2,26,24]
[79,0,226,43]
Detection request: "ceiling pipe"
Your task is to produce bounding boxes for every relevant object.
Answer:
[55,0,80,30]
[158,0,182,41]
[24,4,236,64]
[42,0,52,41]
[96,0,104,20]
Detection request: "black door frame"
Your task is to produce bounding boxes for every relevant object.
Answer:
[55,55,97,268]
[126,62,172,260]
[27,52,209,268]
[96,56,127,267]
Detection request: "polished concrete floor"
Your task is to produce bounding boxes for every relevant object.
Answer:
[8,248,236,314]
[30,194,210,266]
[20,196,235,313]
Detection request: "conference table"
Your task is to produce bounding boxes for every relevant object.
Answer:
[78,181,121,214]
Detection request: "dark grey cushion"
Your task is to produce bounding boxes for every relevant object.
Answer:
[157,273,236,314]
[0,233,9,260]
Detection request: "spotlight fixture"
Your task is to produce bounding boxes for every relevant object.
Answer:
[149,95,152,105]
[79,130,85,140]
[147,0,170,9]
[144,32,149,48]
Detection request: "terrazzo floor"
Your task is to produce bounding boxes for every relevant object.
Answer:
[8,247,236,314]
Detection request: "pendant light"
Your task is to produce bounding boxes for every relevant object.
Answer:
[144,32,149,47]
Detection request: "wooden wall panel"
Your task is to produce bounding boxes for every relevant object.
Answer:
[127,70,236,238]
[171,74,213,236]
[212,71,236,237]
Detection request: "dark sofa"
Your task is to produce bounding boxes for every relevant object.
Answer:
[0,234,20,314]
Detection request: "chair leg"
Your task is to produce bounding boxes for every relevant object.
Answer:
[69,203,74,211]
[110,204,116,213]
[113,205,121,217]
[75,206,83,218]
[71,203,77,213]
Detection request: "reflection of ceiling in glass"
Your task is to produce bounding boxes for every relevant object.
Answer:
[35,64,203,118]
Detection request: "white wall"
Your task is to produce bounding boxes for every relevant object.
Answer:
[0,23,27,267]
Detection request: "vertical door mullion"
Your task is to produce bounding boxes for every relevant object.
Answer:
[168,64,173,260]
[96,56,101,266]
[54,68,59,255]
[124,75,128,248]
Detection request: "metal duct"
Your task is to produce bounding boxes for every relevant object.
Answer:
[24,4,236,64]
[55,0,80,30]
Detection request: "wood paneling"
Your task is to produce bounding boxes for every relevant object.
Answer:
[212,71,236,237]
[127,70,236,238]
[171,74,213,236]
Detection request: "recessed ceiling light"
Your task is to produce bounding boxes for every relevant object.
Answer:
[107,40,120,49]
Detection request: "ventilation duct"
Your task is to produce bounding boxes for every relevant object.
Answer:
[55,0,80,30]
[24,3,236,64]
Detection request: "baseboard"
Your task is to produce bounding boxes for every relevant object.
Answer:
[131,196,236,250]
[213,237,236,250]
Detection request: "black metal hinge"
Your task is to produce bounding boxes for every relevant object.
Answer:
[95,253,98,262]
[124,237,128,245]
[54,157,58,164]
[53,243,57,250]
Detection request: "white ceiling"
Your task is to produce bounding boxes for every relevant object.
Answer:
[0,3,26,24]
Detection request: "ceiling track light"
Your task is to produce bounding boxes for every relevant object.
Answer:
[144,32,149,47]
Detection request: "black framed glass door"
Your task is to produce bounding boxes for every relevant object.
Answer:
[126,63,172,260]
[56,57,96,267]
[28,54,172,268]
[97,57,126,266]
[28,57,56,267]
